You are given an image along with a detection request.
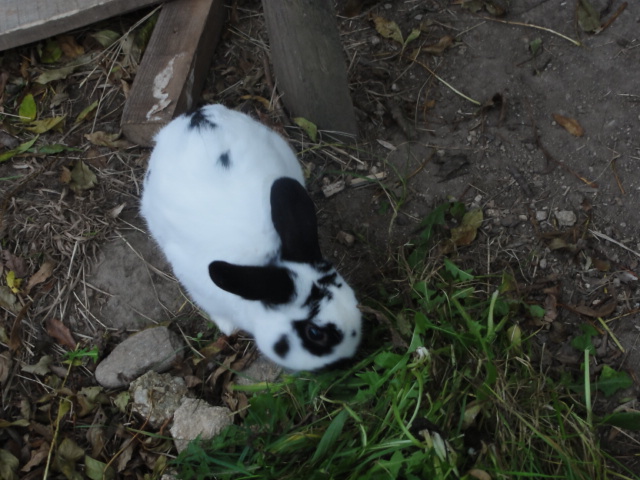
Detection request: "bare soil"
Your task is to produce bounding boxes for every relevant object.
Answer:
[1,0,639,476]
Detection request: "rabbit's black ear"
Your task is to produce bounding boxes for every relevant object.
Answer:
[209,261,295,304]
[271,177,323,263]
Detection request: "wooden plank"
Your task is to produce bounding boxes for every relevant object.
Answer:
[120,0,226,146]
[262,0,358,141]
[0,0,163,51]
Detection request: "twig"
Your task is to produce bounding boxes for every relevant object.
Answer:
[600,2,628,32]
[589,229,640,259]
[408,57,481,106]
[480,16,582,47]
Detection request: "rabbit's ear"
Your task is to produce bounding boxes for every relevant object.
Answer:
[271,177,323,263]
[209,261,295,304]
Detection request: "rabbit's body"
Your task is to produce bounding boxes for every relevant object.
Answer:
[141,105,361,370]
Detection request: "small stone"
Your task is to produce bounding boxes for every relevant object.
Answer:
[554,210,577,227]
[539,258,547,269]
[336,231,356,247]
[129,371,188,428]
[236,355,283,387]
[170,398,233,453]
[536,210,548,221]
[95,326,184,388]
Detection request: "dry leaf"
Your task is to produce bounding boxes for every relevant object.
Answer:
[571,298,617,318]
[24,260,55,294]
[22,355,53,376]
[450,209,483,247]
[372,16,404,44]
[422,35,455,55]
[553,114,585,137]
[84,131,132,149]
[45,317,76,349]
[69,160,98,192]
[58,35,85,58]
[20,441,50,472]
[0,286,19,314]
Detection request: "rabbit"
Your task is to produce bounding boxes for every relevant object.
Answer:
[140,104,362,371]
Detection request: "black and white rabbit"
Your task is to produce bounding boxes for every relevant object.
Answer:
[140,104,362,370]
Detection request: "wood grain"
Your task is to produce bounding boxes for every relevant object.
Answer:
[0,0,162,51]
[262,0,358,141]
[120,0,226,146]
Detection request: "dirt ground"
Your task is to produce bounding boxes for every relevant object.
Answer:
[1,0,640,476]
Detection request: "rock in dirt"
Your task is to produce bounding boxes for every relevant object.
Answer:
[170,398,234,453]
[129,371,188,429]
[554,210,577,227]
[95,326,184,388]
[235,355,283,387]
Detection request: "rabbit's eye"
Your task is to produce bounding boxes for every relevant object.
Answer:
[305,324,329,345]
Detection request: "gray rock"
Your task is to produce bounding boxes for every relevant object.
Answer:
[170,398,234,453]
[95,326,184,388]
[554,210,577,227]
[235,355,283,387]
[129,371,188,428]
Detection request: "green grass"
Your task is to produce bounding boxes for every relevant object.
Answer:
[173,202,638,480]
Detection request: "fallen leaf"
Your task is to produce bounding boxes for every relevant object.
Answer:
[84,131,132,149]
[2,250,28,277]
[24,260,55,295]
[54,437,85,479]
[22,355,53,376]
[0,136,39,163]
[570,298,617,318]
[372,16,404,44]
[422,35,455,55]
[69,161,98,193]
[18,94,37,122]
[91,30,121,48]
[35,65,76,84]
[450,209,483,247]
[0,449,19,480]
[85,455,115,480]
[26,116,66,134]
[577,0,601,32]
[0,286,19,314]
[75,101,99,124]
[20,441,49,473]
[6,271,22,294]
[293,117,318,142]
[45,318,76,349]
[58,35,85,58]
[239,95,271,110]
[40,39,62,63]
[553,114,585,137]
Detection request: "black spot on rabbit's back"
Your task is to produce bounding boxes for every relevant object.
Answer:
[218,151,231,169]
[188,108,217,130]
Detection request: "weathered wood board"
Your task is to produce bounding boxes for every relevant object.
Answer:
[0,0,163,51]
[262,0,358,141]
[120,0,226,146]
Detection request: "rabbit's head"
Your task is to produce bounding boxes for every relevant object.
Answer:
[208,177,362,370]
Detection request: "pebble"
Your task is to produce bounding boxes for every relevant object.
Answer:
[235,355,283,387]
[536,210,548,221]
[170,398,233,453]
[554,210,577,227]
[95,326,184,388]
[129,371,188,428]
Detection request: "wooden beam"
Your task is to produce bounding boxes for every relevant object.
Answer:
[262,0,358,141]
[0,0,163,51]
[120,0,225,146]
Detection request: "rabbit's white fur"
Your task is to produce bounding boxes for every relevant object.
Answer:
[140,105,361,370]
